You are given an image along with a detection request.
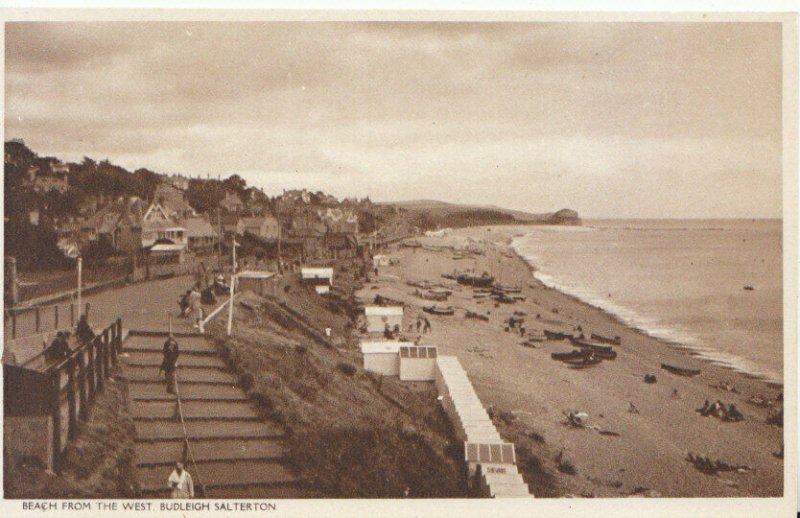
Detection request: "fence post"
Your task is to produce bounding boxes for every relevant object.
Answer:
[55,305,59,330]
[35,306,40,333]
[67,358,77,440]
[78,350,88,421]
[85,303,91,320]
[87,340,96,402]
[12,311,16,340]
[102,328,110,379]
[95,337,104,391]
[70,303,75,327]
[109,324,118,365]
[51,370,62,474]
[116,318,123,355]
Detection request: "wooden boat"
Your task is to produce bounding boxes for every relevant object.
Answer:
[493,294,516,304]
[415,289,449,301]
[590,333,622,345]
[564,355,603,368]
[661,363,701,377]
[494,284,522,294]
[544,329,574,341]
[526,330,548,342]
[465,311,490,321]
[457,273,495,288]
[551,350,590,361]
[441,272,459,280]
[423,305,455,316]
[569,337,614,353]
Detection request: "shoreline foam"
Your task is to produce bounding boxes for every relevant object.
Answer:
[509,234,783,387]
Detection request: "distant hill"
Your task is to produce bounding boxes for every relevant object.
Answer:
[380,199,581,228]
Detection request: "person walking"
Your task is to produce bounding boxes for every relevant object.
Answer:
[160,335,180,395]
[422,317,432,334]
[189,285,204,332]
[168,462,194,498]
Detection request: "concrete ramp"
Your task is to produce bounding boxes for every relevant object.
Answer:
[122,332,300,498]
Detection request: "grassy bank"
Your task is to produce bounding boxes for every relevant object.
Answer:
[207,264,468,498]
[3,368,139,498]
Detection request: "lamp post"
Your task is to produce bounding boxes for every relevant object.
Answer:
[226,238,239,336]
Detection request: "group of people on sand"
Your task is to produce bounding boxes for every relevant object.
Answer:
[685,452,752,475]
[696,400,745,422]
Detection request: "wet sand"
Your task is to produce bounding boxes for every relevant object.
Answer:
[356,225,784,497]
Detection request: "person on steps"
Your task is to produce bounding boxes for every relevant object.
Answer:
[168,462,194,498]
[160,335,180,395]
[76,314,95,344]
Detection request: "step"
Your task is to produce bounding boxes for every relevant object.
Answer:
[135,438,287,466]
[137,458,296,492]
[123,351,228,368]
[125,366,238,383]
[131,400,260,420]
[205,484,321,499]
[124,335,217,354]
[128,382,247,400]
[135,420,285,441]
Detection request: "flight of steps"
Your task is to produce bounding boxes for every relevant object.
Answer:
[122,332,308,498]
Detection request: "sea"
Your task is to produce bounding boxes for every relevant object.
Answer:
[511,219,783,384]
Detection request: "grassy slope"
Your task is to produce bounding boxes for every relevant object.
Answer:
[207,262,468,498]
[3,368,138,498]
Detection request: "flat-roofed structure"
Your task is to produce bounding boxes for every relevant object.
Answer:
[363,305,404,334]
[237,270,277,298]
[398,345,437,381]
[301,266,334,294]
[360,340,404,376]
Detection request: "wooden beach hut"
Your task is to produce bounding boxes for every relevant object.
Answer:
[301,266,334,294]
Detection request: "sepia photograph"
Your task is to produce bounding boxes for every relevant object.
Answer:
[1,6,797,517]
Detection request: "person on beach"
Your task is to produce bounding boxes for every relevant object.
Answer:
[726,404,744,422]
[697,400,710,415]
[45,332,71,362]
[76,314,95,344]
[168,462,194,498]
[160,335,180,395]
[422,317,431,334]
[416,318,422,333]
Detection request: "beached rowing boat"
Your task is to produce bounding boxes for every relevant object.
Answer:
[564,355,603,368]
[569,337,615,352]
[544,329,575,341]
[590,333,622,345]
[661,363,701,377]
[456,273,495,288]
[423,305,455,316]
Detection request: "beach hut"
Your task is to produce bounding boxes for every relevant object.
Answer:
[301,266,334,294]
[237,270,277,298]
[364,305,404,334]
[464,442,517,479]
[360,341,403,376]
[398,345,438,381]
[372,254,391,268]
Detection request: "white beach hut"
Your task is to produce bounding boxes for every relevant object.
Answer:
[301,266,334,294]
[398,345,438,381]
[364,305,404,334]
[360,341,403,376]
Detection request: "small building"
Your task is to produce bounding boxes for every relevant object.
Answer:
[301,267,334,294]
[149,242,186,263]
[398,345,437,381]
[237,270,277,298]
[464,442,517,479]
[360,341,403,376]
[242,215,281,240]
[184,217,219,253]
[373,254,390,268]
[364,305,404,334]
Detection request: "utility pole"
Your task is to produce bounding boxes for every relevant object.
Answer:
[77,257,82,317]
[217,208,222,271]
[226,238,237,336]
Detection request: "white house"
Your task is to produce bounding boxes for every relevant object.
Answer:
[364,305,404,333]
[398,345,437,381]
[360,341,404,376]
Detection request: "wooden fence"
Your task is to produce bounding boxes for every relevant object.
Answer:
[3,318,123,472]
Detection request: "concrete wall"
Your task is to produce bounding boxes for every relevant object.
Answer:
[363,352,400,376]
[399,357,436,381]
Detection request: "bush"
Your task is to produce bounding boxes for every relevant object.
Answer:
[336,362,357,377]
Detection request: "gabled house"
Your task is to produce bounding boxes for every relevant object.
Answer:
[241,214,281,240]
[220,191,244,213]
[142,203,175,248]
[184,216,219,253]
[93,197,144,254]
[153,181,195,219]
[210,212,245,240]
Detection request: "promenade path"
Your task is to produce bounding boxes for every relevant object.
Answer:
[5,276,199,365]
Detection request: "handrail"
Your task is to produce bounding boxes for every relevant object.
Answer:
[173,371,208,498]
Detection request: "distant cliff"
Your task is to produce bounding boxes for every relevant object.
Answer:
[382,200,581,230]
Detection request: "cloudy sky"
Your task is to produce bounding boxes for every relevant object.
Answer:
[5,22,783,218]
